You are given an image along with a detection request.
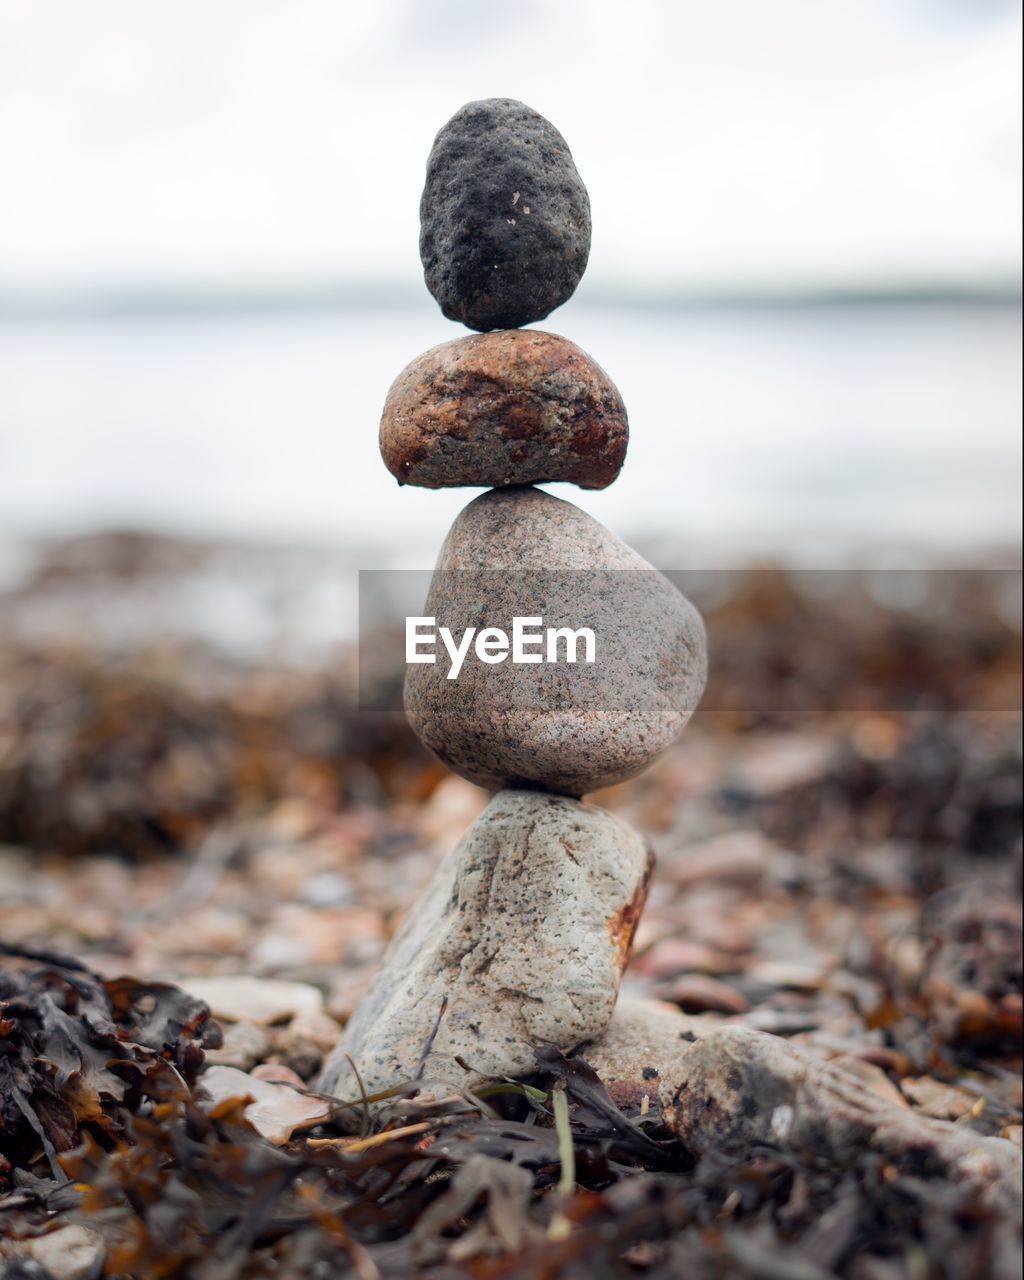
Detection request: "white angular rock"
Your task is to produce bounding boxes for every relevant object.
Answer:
[320,790,652,1103]
[4,1226,105,1280]
[174,975,324,1025]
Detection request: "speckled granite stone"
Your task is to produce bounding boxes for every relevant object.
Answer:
[319,790,652,1105]
[420,99,591,331]
[667,1028,1022,1212]
[582,1010,1022,1209]
[379,330,627,490]
[404,487,706,795]
[578,997,712,1116]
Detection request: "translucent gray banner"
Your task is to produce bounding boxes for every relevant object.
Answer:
[357,568,1021,716]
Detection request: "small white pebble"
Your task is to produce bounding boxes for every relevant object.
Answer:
[24,1226,105,1280]
[770,1104,795,1140]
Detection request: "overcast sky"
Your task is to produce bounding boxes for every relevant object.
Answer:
[0,0,1020,295]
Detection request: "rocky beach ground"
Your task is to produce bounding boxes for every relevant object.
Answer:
[1,531,1020,1278]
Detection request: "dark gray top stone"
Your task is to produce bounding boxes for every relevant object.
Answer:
[420,98,591,331]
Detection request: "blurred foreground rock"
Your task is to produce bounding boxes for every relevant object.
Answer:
[0,1224,105,1280]
[199,1064,332,1145]
[585,999,1022,1240]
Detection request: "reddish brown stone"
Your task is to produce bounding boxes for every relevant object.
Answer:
[379,330,628,490]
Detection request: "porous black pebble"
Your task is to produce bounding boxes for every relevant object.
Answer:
[420,98,591,332]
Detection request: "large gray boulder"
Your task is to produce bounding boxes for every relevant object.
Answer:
[404,487,706,795]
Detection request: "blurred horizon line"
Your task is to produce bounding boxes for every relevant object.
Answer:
[0,279,1020,323]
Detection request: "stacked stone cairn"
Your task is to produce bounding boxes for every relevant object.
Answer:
[317,102,1020,1217]
[321,98,706,1105]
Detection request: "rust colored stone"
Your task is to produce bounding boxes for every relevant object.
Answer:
[379,330,628,490]
[608,844,656,968]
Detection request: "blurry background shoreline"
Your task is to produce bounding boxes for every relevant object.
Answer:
[2,292,1020,570]
[1,0,1020,837]
[2,0,1020,582]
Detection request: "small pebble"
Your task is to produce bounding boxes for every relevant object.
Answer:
[176,975,324,1025]
[668,831,775,888]
[286,1007,345,1054]
[746,960,829,991]
[667,973,750,1015]
[200,1064,331,1145]
[10,1225,105,1280]
[633,937,737,979]
[300,870,355,908]
[203,1018,271,1071]
[251,1063,306,1089]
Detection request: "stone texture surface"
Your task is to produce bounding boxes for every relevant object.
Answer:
[319,790,653,1104]
[578,997,712,1115]
[420,98,591,331]
[582,1008,1021,1213]
[404,487,706,795]
[379,330,627,490]
[664,1026,1022,1214]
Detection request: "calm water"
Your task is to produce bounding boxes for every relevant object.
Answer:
[1,300,1020,565]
